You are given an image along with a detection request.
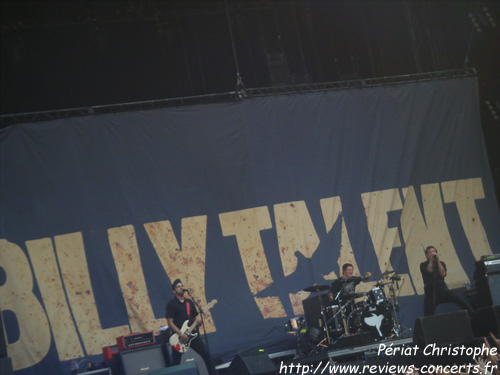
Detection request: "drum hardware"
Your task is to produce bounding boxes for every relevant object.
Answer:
[324,305,343,330]
[343,292,368,300]
[319,304,332,345]
[300,271,407,348]
[385,273,403,337]
[285,316,305,332]
[368,287,386,305]
[302,284,330,293]
[376,270,404,337]
[320,288,346,341]
[346,270,404,340]
[372,270,396,279]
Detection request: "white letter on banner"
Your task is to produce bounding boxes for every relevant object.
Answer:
[274,201,320,315]
[441,178,492,260]
[144,216,217,333]
[26,238,84,360]
[107,226,168,333]
[319,196,362,279]
[401,184,468,294]
[219,207,286,318]
[0,240,50,371]
[361,189,414,296]
[55,232,129,355]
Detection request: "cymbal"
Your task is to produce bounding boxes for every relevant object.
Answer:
[303,284,330,292]
[343,292,367,299]
[374,270,396,279]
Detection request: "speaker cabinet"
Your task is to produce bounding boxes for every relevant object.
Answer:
[413,310,473,347]
[82,369,111,375]
[228,350,276,375]
[472,305,500,337]
[180,347,208,375]
[119,344,167,375]
[475,267,500,307]
[302,295,324,331]
[486,274,500,305]
[149,362,199,375]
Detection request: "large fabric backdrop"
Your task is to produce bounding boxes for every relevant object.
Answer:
[1,76,499,375]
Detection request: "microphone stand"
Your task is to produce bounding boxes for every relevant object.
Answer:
[186,290,216,374]
[432,256,437,315]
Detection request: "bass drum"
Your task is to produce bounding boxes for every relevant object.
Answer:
[347,304,394,340]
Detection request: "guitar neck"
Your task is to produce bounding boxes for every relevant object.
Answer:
[185,321,198,335]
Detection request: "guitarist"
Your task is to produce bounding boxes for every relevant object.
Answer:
[166,279,218,375]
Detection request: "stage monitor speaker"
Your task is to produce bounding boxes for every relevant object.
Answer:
[180,347,208,375]
[82,369,111,375]
[149,362,198,375]
[413,310,473,347]
[472,305,500,337]
[120,344,166,375]
[228,349,276,375]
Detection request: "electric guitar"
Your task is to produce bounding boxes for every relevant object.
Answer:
[169,299,217,353]
[169,320,198,353]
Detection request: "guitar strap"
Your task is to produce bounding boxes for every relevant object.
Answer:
[186,301,190,317]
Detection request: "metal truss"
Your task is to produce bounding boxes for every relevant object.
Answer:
[0,68,476,128]
[246,68,477,97]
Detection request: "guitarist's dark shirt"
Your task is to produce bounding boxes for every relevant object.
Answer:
[166,297,199,333]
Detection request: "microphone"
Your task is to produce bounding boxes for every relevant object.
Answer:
[182,288,190,292]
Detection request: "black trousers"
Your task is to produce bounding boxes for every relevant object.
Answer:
[423,288,475,317]
[171,335,217,375]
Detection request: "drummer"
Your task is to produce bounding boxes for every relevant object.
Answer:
[330,263,371,302]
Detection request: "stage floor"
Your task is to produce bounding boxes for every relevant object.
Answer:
[216,333,414,374]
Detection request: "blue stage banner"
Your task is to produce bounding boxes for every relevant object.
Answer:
[1,76,499,375]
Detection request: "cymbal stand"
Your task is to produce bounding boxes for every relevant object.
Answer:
[333,284,350,336]
[387,278,402,337]
[320,304,332,345]
[339,300,350,336]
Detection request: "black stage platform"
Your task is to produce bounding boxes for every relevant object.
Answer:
[279,335,414,368]
[216,334,414,374]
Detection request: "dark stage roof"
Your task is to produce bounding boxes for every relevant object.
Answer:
[1,0,499,203]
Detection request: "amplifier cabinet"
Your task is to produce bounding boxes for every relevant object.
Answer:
[117,331,155,351]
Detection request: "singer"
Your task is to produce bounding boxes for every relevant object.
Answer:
[166,279,218,375]
[420,246,475,317]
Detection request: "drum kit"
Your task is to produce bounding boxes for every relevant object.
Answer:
[303,270,403,345]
